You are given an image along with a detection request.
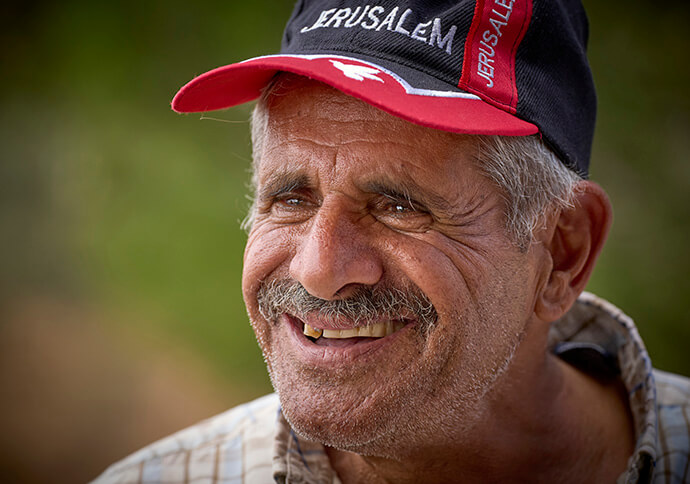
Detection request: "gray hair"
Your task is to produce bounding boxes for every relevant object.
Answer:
[473,135,583,249]
[244,75,583,249]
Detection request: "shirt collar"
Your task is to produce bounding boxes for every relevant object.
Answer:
[273,407,341,484]
[550,292,658,484]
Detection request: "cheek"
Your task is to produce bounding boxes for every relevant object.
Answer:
[241,227,297,372]
[382,231,533,339]
[413,230,525,293]
[241,226,294,308]
[380,232,489,312]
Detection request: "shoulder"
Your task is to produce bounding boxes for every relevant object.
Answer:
[91,393,280,484]
[655,370,690,405]
[653,370,690,484]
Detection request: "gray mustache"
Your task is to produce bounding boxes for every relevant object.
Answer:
[256,279,438,328]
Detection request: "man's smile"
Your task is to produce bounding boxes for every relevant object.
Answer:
[282,312,416,360]
[256,278,436,340]
[302,319,408,340]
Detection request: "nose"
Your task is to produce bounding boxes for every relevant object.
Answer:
[289,201,383,300]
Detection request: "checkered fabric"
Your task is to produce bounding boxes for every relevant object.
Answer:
[92,393,278,483]
[93,293,690,483]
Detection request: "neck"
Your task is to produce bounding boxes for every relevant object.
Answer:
[327,353,634,484]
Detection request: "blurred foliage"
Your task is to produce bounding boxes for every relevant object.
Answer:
[1,0,297,393]
[0,0,688,404]
[584,1,690,373]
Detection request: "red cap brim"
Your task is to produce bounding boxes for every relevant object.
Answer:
[172,54,538,137]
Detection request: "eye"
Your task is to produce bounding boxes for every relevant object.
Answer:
[273,193,308,212]
[372,196,432,232]
[280,196,303,207]
[378,193,419,216]
[263,192,317,224]
[389,201,415,214]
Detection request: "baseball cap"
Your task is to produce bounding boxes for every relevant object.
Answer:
[172,0,595,175]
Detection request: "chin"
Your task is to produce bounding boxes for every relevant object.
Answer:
[269,366,403,453]
[284,405,385,451]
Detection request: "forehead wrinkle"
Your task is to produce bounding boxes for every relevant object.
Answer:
[264,130,397,165]
[263,135,339,156]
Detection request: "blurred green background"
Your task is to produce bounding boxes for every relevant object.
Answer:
[1,1,688,482]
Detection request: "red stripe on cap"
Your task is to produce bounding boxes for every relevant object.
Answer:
[172,55,538,137]
[459,0,532,113]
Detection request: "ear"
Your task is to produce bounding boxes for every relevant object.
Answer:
[535,181,613,322]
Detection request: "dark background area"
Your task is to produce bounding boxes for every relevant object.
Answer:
[1,1,688,482]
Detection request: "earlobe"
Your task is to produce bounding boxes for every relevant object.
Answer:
[535,181,613,322]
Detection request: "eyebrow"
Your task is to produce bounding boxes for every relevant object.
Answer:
[258,172,311,200]
[257,171,476,221]
[361,178,455,215]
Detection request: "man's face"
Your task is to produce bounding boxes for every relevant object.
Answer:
[242,78,547,456]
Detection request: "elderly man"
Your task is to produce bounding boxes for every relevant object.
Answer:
[95,1,689,483]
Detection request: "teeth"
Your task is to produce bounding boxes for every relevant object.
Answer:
[303,321,406,340]
[303,324,323,339]
[322,327,358,338]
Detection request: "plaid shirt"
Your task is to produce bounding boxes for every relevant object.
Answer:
[93,293,690,483]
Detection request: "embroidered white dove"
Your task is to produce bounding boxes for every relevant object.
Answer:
[330,60,385,82]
